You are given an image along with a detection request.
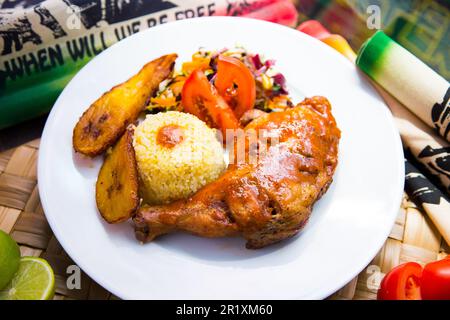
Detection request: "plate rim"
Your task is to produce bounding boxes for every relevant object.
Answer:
[38,16,405,300]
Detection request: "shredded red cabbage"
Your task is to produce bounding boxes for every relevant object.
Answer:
[265,59,276,68]
[208,73,217,83]
[272,73,288,94]
[251,54,263,70]
[254,66,268,77]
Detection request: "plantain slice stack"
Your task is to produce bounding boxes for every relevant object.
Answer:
[95,127,139,223]
[73,54,178,157]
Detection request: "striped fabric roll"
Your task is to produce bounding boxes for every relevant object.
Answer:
[357,31,449,143]
[298,20,450,246]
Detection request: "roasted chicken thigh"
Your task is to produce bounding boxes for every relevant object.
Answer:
[133,96,340,248]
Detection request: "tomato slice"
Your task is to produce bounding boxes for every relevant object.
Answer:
[214,55,256,119]
[377,262,422,300]
[421,256,450,300]
[181,69,240,135]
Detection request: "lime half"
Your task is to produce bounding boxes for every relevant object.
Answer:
[0,257,55,300]
[0,230,20,289]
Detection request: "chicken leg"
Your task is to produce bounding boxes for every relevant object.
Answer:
[133,96,341,248]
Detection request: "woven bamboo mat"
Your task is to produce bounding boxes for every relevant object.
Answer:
[0,139,448,300]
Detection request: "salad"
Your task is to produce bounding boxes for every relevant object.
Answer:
[147,48,294,134]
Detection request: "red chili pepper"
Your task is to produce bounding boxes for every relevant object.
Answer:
[421,256,450,300]
[241,0,298,27]
[377,256,450,300]
[377,262,422,300]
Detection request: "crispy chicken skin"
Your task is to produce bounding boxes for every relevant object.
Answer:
[133,96,340,248]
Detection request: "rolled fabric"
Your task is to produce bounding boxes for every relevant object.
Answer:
[405,159,450,246]
[298,21,450,243]
[357,31,450,142]
[241,0,298,27]
[376,84,450,194]
[0,0,282,130]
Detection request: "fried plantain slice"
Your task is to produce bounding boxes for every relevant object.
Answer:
[95,127,139,223]
[73,54,178,157]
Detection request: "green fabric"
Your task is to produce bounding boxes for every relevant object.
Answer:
[356,30,393,80]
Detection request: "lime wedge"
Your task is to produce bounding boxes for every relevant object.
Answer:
[0,230,20,290]
[0,257,55,300]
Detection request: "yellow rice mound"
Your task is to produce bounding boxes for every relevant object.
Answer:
[133,111,226,204]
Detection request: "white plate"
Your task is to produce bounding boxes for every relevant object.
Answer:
[38,17,404,299]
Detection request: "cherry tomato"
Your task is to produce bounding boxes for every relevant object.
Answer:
[377,262,422,300]
[182,69,240,135]
[421,256,450,300]
[214,55,256,119]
